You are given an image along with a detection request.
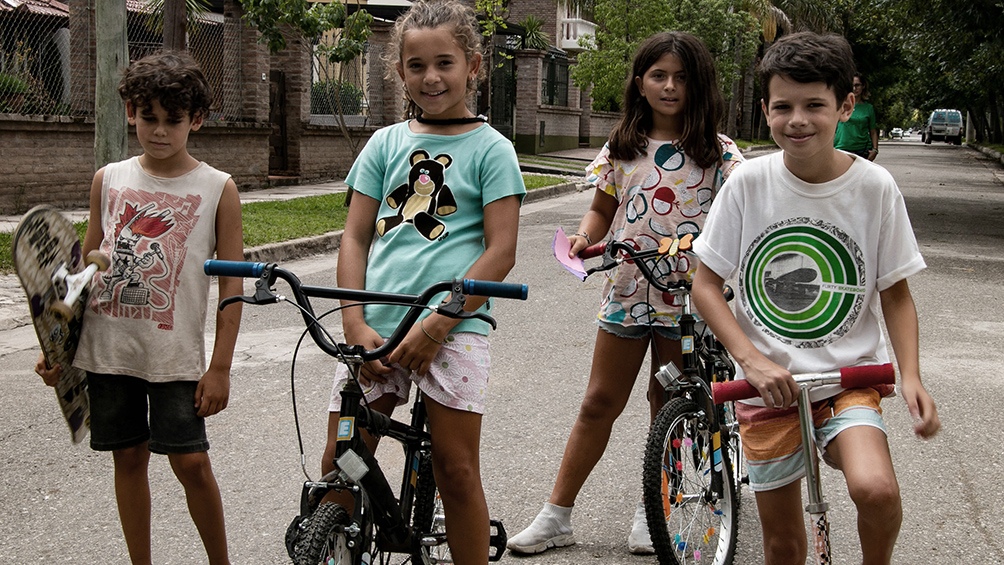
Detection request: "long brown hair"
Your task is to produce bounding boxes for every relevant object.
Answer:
[607,32,724,169]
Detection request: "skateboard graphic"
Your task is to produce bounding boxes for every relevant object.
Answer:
[12,206,109,444]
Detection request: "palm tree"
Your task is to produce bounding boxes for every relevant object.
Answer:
[733,0,836,140]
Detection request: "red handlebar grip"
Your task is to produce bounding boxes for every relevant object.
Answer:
[579,242,608,259]
[840,363,895,388]
[712,379,758,404]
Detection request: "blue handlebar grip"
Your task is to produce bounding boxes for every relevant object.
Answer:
[461,279,528,300]
[204,259,266,278]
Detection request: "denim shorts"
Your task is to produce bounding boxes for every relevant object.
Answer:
[87,373,209,454]
[597,319,683,341]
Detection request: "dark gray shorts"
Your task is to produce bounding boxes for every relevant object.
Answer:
[86,373,209,454]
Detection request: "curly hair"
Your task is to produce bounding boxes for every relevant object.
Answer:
[118,51,213,120]
[384,0,485,120]
[607,32,725,170]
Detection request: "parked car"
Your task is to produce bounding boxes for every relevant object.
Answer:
[890,127,903,139]
[922,109,963,145]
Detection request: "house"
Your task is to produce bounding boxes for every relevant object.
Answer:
[0,0,609,214]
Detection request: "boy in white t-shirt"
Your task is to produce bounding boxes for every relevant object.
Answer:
[691,32,940,565]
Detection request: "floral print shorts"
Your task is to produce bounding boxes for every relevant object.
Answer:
[328,332,491,414]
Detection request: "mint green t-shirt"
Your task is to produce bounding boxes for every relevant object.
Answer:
[345,121,525,337]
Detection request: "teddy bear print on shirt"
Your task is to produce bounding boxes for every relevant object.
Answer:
[376,149,457,240]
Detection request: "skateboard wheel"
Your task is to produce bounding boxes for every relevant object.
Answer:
[86,250,111,271]
[50,300,74,322]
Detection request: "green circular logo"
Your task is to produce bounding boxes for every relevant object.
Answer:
[741,219,865,346]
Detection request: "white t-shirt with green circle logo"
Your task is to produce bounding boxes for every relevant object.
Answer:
[694,152,925,404]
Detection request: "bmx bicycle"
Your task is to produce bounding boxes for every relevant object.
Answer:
[204,259,527,564]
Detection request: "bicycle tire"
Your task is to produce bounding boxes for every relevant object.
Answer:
[411,452,451,564]
[643,397,738,565]
[293,502,362,565]
[720,399,745,506]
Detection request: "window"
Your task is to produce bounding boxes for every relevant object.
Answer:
[541,49,569,107]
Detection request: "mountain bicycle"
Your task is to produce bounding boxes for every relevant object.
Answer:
[577,235,743,565]
[712,364,895,565]
[204,259,527,564]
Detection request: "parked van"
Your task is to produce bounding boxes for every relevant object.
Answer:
[923,109,963,145]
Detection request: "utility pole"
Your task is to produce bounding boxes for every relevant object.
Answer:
[163,0,187,51]
[94,0,128,170]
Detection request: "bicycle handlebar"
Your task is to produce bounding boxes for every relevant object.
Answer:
[576,236,697,294]
[711,363,896,404]
[579,242,607,260]
[204,259,528,361]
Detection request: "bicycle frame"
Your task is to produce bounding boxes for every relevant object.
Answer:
[583,238,736,500]
[204,259,525,561]
[713,365,895,565]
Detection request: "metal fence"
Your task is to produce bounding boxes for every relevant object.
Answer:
[0,0,227,118]
[0,0,72,115]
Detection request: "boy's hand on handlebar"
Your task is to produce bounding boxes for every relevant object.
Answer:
[34,353,61,387]
[743,357,798,409]
[900,379,941,439]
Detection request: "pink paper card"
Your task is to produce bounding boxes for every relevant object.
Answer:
[552,227,588,281]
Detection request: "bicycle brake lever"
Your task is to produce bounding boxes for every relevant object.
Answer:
[434,289,499,329]
[218,277,279,310]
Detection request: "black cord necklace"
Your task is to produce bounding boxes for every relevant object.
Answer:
[415,114,487,125]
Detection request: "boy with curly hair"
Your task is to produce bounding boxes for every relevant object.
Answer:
[37,51,242,564]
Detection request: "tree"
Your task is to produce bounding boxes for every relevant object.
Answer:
[572,0,756,114]
[241,0,374,156]
[888,0,1004,142]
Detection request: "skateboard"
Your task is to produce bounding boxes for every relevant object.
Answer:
[12,206,109,444]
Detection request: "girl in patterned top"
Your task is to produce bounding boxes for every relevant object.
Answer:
[508,31,744,556]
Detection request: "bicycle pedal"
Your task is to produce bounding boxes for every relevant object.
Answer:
[488,519,507,561]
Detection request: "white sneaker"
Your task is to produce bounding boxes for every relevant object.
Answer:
[506,502,575,554]
[627,500,655,555]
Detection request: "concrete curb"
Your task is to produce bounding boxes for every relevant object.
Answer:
[974,144,1004,167]
[241,181,587,264]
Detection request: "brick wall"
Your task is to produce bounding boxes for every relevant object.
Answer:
[0,116,272,215]
[0,117,94,213]
[299,125,374,181]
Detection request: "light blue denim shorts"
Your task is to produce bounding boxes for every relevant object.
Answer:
[597,319,685,341]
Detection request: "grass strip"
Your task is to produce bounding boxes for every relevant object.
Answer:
[1,174,572,274]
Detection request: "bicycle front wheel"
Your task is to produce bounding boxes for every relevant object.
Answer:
[412,452,451,564]
[293,502,364,565]
[643,397,738,565]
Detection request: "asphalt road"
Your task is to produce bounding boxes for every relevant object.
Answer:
[1,137,1003,564]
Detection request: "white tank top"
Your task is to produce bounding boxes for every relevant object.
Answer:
[75,156,231,382]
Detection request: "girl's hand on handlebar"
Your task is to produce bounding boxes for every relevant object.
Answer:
[344,323,393,384]
[388,316,447,377]
[567,233,590,258]
[900,378,941,439]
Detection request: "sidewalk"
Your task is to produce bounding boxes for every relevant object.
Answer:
[0,149,595,332]
[0,148,600,233]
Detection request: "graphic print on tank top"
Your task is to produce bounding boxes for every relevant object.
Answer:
[92,187,203,331]
[739,217,866,348]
